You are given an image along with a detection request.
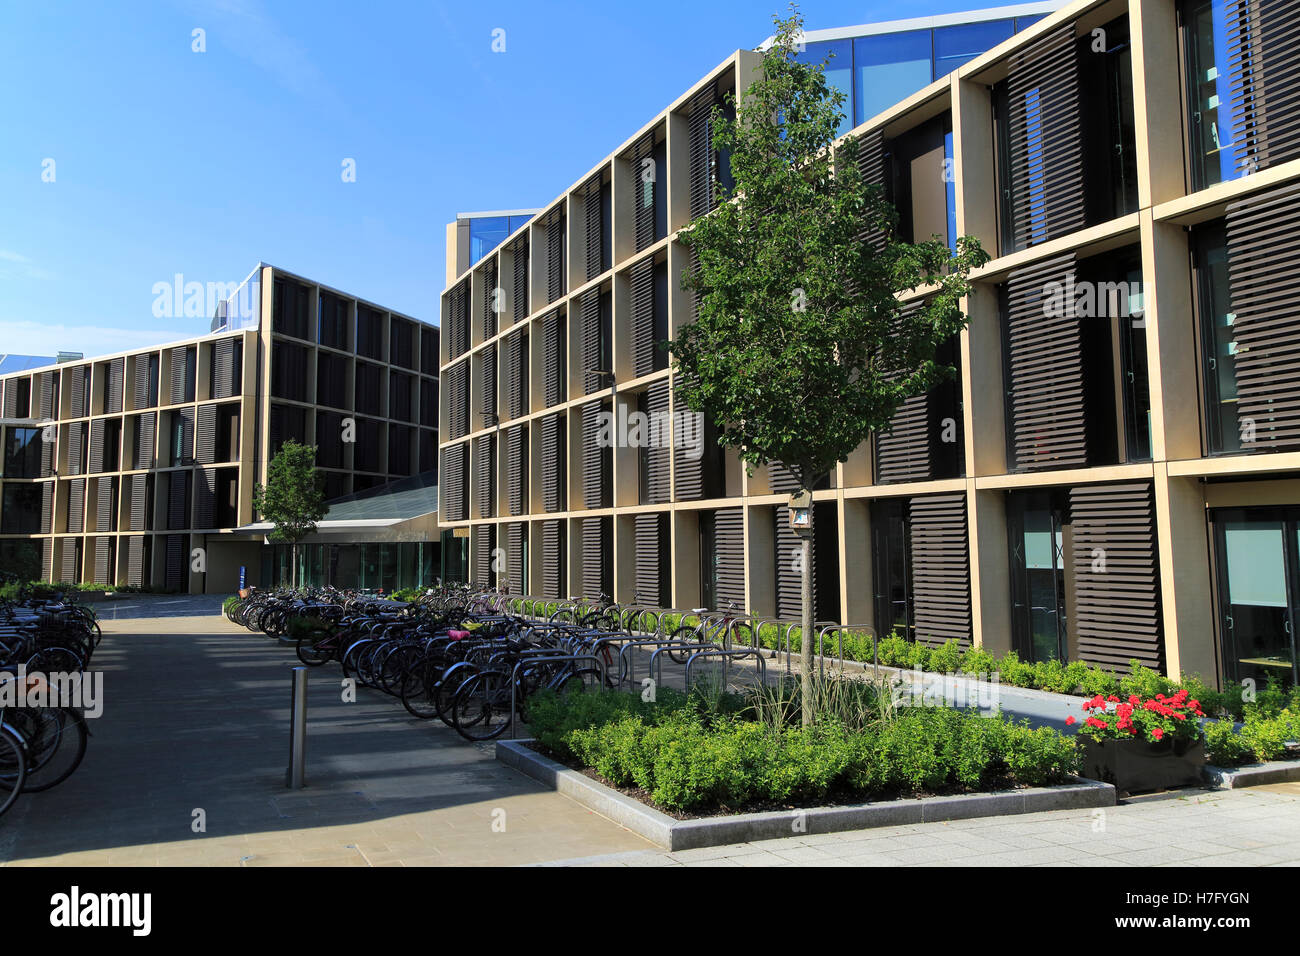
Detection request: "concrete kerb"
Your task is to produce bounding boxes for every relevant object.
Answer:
[1203,759,1300,789]
[496,739,1116,852]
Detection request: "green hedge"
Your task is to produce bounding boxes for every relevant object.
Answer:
[526,687,1078,813]
[1206,707,1300,767]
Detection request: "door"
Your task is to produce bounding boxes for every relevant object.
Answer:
[1213,508,1300,686]
[1008,491,1068,662]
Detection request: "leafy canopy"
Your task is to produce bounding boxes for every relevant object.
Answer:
[252,438,327,544]
[673,7,990,492]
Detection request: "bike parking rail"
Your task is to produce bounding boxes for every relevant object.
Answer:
[684,647,768,691]
[508,653,607,739]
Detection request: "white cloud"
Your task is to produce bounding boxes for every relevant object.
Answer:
[0,320,204,360]
[0,250,55,281]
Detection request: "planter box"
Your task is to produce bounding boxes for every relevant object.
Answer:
[1081,736,1206,793]
[497,739,1115,851]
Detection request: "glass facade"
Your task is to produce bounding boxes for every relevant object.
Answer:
[796,15,1046,135]
[1181,0,1245,190]
[260,540,440,593]
[468,214,534,266]
[1213,509,1300,686]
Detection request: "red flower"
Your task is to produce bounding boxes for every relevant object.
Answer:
[1066,715,1077,726]
[1106,695,1120,703]
[1152,728,1165,741]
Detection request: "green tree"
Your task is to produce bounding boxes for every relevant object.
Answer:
[672,7,989,724]
[252,439,327,589]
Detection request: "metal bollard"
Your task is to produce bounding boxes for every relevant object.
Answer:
[286,666,307,789]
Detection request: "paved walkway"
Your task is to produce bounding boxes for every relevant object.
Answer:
[3,595,1298,867]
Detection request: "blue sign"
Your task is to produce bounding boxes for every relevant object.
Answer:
[239,565,246,589]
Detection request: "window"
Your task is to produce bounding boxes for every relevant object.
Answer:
[1,484,42,534]
[888,114,954,246]
[797,40,853,135]
[1181,0,1244,190]
[871,499,913,641]
[933,20,1014,77]
[3,427,41,478]
[1007,490,1068,663]
[854,31,931,127]
[1079,16,1139,223]
[319,292,350,349]
[1191,221,1239,453]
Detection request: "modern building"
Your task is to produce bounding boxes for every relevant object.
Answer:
[0,264,440,593]
[438,0,1300,689]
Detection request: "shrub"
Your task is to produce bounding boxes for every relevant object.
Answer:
[1205,719,1252,767]
[1239,707,1300,762]
[960,646,997,677]
[874,635,912,668]
[927,640,963,674]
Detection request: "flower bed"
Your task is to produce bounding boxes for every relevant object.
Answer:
[525,685,1079,815]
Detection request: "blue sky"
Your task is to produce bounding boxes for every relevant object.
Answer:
[1,0,993,358]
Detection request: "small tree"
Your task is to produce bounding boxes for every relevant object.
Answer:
[252,439,327,589]
[673,8,990,725]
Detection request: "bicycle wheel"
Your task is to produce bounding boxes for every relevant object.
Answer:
[449,670,513,741]
[295,630,333,666]
[400,657,443,720]
[21,708,88,793]
[0,725,28,817]
[667,624,701,664]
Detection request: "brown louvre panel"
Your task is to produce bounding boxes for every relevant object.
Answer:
[543,310,564,407]
[580,516,610,598]
[194,468,216,529]
[66,422,85,476]
[170,347,190,404]
[546,214,565,304]
[195,404,217,464]
[1006,25,1085,247]
[132,357,150,408]
[688,86,717,220]
[634,512,665,605]
[876,391,932,482]
[165,534,184,591]
[769,463,802,495]
[95,476,116,530]
[579,289,603,394]
[176,408,194,463]
[714,507,745,609]
[854,128,888,253]
[441,443,467,522]
[1004,252,1086,469]
[447,280,470,361]
[1225,181,1300,448]
[505,425,528,516]
[41,537,53,581]
[40,482,53,534]
[505,331,528,420]
[1,379,18,418]
[475,434,496,518]
[1069,482,1163,672]
[643,380,671,504]
[581,400,611,509]
[483,258,499,339]
[134,412,156,470]
[481,341,498,426]
[908,493,972,648]
[446,361,469,440]
[129,473,148,531]
[69,366,89,418]
[630,257,656,378]
[674,405,704,501]
[105,358,124,413]
[505,522,526,591]
[213,338,240,399]
[473,525,495,587]
[37,371,56,419]
[774,506,806,620]
[540,412,566,513]
[631,132,656,252]
[60,539,78,583]
[583,175,603,281]
[88,419,106,474]
[168,471,189,530]
[512,236,529,323]
[93,537,112,584]
[541,519,564,599]
[40,426,56,477]
[126,536,145,588]
[67,479,85,533]
[1227,0,1300,174]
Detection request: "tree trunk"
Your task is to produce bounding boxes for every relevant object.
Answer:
[801,533,814,727]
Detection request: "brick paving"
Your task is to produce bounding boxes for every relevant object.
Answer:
[4,595,1298,867]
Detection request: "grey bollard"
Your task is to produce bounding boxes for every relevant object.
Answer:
[286,666,307,788]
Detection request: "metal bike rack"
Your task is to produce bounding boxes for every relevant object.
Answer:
[643,637,724,688]
[508,652,607,739]
[619,636,712,687]
[684,647,767,691]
